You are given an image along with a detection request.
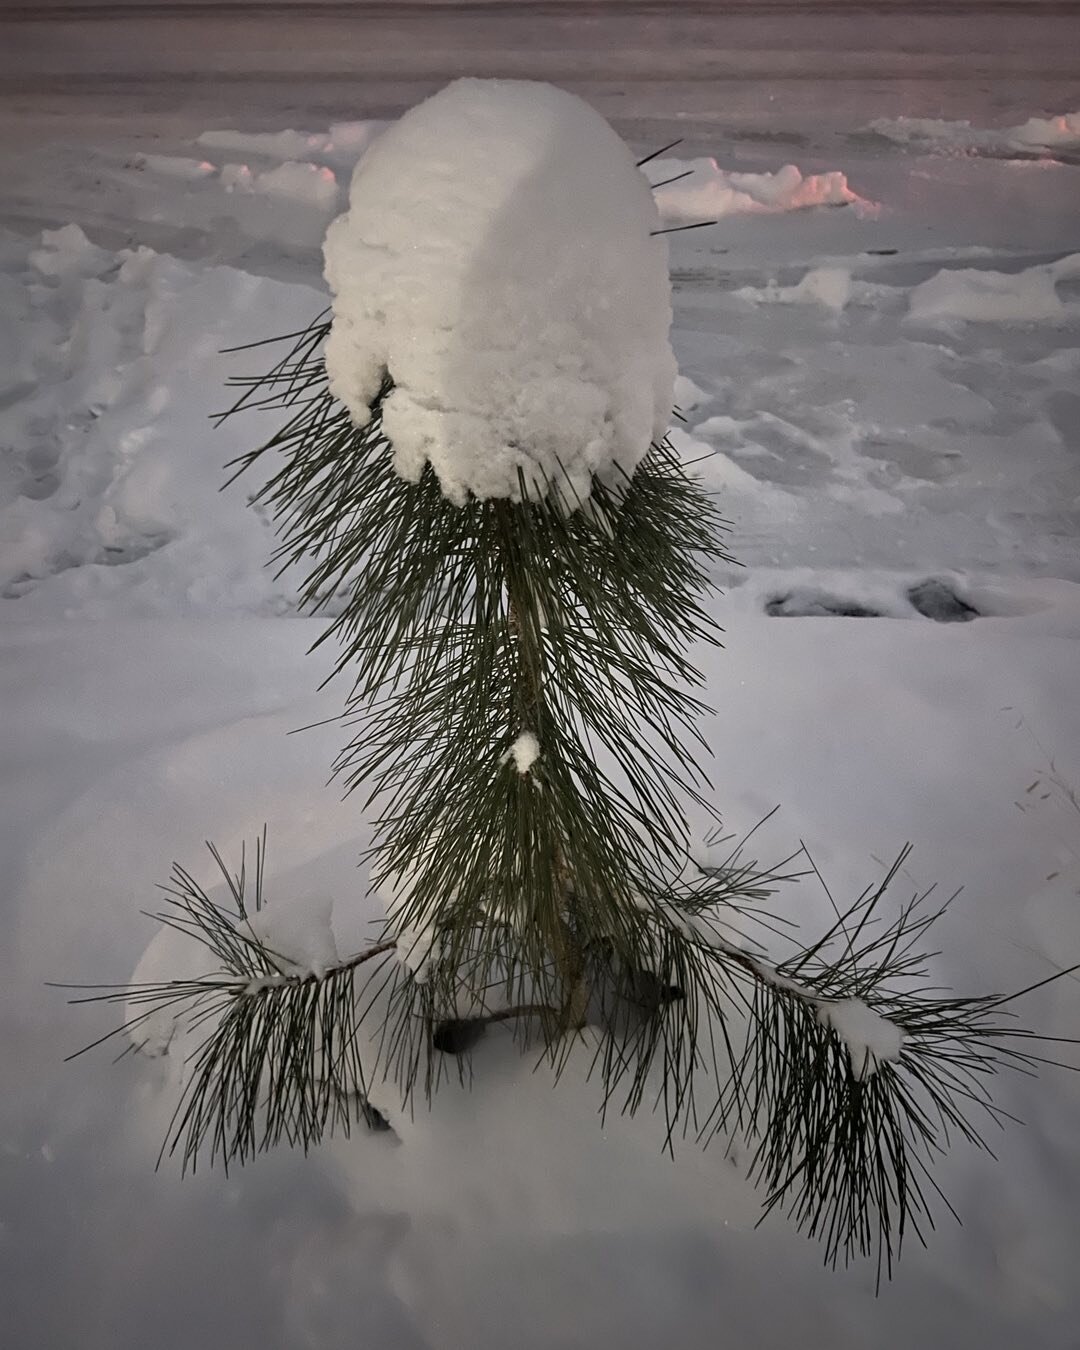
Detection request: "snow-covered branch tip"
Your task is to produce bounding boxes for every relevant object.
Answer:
[705,928,906,1081]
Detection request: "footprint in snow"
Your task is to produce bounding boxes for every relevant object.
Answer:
[765,578,979,623]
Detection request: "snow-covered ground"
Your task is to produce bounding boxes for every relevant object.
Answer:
[2,7,1080,1348]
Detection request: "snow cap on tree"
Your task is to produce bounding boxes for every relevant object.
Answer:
[323,78,677,508]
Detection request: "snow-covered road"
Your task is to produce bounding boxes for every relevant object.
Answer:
[4,1,1080,149]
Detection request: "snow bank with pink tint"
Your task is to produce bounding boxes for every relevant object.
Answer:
[650,158,865,223]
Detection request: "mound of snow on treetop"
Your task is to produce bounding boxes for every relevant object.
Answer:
[322,78,676,509]
[650,157,869,222]
[867,108,1080,157]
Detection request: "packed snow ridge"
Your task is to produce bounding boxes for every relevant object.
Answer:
[650,158,867,223]
[323,78,676,509]
[906,254,1080,326]
[868,107,1080,156]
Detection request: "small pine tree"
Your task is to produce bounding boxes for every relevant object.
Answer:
[67,79,1076,1282]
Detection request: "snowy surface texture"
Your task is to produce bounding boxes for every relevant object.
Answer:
[3,8,1080,1347]
[322,79,676,507]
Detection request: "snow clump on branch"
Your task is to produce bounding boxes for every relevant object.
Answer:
[817,998,905,1081]
[323,78,677,509]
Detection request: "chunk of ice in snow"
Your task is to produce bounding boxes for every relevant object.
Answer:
[907,265,1066,325]
[29,223,113,280]
[220,163,255,192]
[734,266,852,312]
[136,154,216,182]
[323,78,676,509]
[1009,111,1080,150]
[258,161,339,210]
[651,158,861,223]
[197,127,332,160]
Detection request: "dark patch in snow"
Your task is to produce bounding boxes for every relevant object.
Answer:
[765,581,981,622]
[18,471,60,501]
[1,529,173,598]
[907,578,980,622]
[4,436,62,502]
[307,584,354,619]
[1046,390,1080,448]
[97,532,173,566]
[729,128,809,148]
[0,380,35,413]
[859,437,963,484]
[432,1017,488,1055]
[623,968,686,1012]
[765,591,884,618]
[670,259,729,286]
[2,571,35,599]
[360,1098,394,1134]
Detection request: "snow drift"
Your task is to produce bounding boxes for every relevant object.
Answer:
[651,158,865,223]
[868,108,1080,157]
